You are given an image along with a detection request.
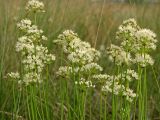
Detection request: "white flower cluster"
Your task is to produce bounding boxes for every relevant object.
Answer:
[80,63,103,73]
[123,88,136,102]
[115,18,157,67]
[17,19,46,42]
[107,19,138,66]
[102,18,158,102]
[100,74,137,102]
[102,81,124,95]
[135,29,157,52]
[116,18,140,52]
[7,72,20,80]
[117,69,138,82]
[7,0,55,86]
[107,44,132,66]
[92,74,110,80]
[75,78,95,88]
[55,30,100,65]
[17,19,32,32]
[56,66,74,77]
[134,53,154,67]
[133,28,157,67]
[55,30,102,88]
[26,0,45,13]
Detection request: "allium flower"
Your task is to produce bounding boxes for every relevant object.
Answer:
[17,19,45,42]
[98,73,137,102]
[55,30,100,64]
[55,30,101,65]
[123,88,136,102]
[116,18,140,52]
[135,29,157,52]
[80,63,103,73]
[17,19,32,32]
[16,39,55,85]
[21,45,55,73]
[56,66,73,77]
[26,0,45,13]
[121,18,139,28]
[7,72,20,80]
[100,75,120,94]
[54,30,78,46]
[55,30,102,89]
[102,81,125,95]
[8,0,55,86]
[117,69,138,82]
[107,44,132,65]
[102,77,136,102]
[16,36,34,53]
[23,72,42,85]
[75,78,95,88]
[92,74,110,80]
[27,25,43,38]
[134,53,154,67]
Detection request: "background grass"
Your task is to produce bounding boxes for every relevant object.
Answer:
[0,0,160,119]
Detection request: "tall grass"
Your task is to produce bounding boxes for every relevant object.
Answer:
[0,0,160,120]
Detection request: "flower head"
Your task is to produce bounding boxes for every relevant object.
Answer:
[26,0,45,13]
[116,18,140,52]
[134,53,154,67]
[107,44,132,65]
[135,29,157,52]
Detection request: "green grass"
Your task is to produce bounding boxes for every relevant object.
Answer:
[0,0,160,119]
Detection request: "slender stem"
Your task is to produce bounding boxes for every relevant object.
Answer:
[100,92,102,120]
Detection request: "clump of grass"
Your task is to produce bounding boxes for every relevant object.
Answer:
[99,18,158,120]
[7,0,55,119]
[0,0,159,120]
[54,30,102,119]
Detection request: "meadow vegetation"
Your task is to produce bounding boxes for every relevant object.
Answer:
[0,0,160,120]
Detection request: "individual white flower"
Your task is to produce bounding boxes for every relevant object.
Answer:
[42,35,47,41]
[45,54,56,63]
[26,0,45,13]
